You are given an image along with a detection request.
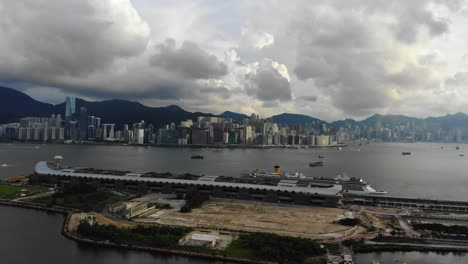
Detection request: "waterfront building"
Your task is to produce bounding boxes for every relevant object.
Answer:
[16,115,64,142]
[222,132,229,144]
[316,135,331,146]
[180,120,193,128]
[191,128,208,145]
[135,129,144,144]
[79,107,88,141]
[102,124,115,140]
[243,125,253,144]
[65,96,76,120]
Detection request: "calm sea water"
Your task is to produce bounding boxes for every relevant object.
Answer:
[1,142,468,200]
[0,206,232,264]
[1,142,468,263]
[0,206,466,263]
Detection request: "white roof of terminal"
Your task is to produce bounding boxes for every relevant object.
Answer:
[190,234,218,241]
[35,162,342,196]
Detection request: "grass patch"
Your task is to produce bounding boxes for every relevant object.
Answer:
[304,256,326,264]
[31,190,123,211]
[225,239,255,259]
[77,221,192,248]
[227,232,326,263]
[75,218,326,263]
[0,184,41,199]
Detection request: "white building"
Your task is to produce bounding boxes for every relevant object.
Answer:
[135,129,144,144]
[179,233,219,248]
[315,135,331,146]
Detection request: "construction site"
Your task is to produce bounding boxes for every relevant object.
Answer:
[133,196,359,240]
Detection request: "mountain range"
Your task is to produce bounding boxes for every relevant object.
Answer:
[1,86,468,131]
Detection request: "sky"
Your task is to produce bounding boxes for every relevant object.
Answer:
[1,0,468,121]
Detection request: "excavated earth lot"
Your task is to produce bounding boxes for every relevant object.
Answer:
[136,199,353,239]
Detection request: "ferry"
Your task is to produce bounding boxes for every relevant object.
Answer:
[309,161,324,167]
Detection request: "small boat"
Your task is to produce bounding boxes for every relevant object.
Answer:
[191,155,204,159]
[309,161,324,167]
[456,146,460,150]
[402,152,411,155]
[460,154,464,157]
[318,155,325,159]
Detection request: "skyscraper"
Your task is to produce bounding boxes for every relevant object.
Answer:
[79,107,88,141]
[65,96,76,119]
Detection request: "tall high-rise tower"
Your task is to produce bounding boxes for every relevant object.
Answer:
[79,107,88,141]
[65,96,76,119]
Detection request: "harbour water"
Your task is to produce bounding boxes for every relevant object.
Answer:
[1,142,468,200]
[0,206,232,264]
[1,142,468,263]
[0,205,466,264]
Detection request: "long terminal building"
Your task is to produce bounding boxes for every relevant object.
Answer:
[33,161,343,207]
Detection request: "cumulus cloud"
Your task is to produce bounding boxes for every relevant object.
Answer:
[284,0,461,116]
[296,96,318,102]
[240,27,275,49]
[150,39,228,79]
[0,0,150,80]
[245,59,292,102]
[0,0,467,119]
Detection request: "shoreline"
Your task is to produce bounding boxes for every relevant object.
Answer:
[0,140,348,149]
[61,213,273,264]
[1,199,468,261]
[354,244,468,254]
[0,199,271,264]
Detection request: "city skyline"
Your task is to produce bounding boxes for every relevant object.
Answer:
[1,1,468,121]
[2,93,468,145]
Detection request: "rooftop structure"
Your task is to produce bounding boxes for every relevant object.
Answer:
[35,161,343,196]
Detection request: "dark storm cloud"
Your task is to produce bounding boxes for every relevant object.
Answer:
[0,0,465,118]
[151,39,228,79]
[296,96,318,102]
[294,24,390,115]
[245,61,292,102]
[290,0,459,116]
[392,5,449,43]
[199,86,231,99]
[0,1,231,106]
[0,0,150,80]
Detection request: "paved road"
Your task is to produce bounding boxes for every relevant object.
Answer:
[397,217,420,237]
[13,190,56,202]
[366,240,468,249]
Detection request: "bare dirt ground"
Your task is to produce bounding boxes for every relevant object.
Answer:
[138,199,353,239]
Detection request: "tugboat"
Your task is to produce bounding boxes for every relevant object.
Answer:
[309,161,324,167]
[190,155,204,159]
